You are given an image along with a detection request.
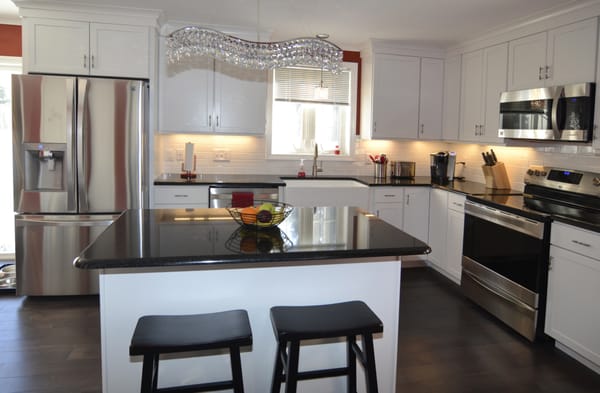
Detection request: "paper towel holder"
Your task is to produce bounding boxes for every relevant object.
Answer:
[180,155,197,180]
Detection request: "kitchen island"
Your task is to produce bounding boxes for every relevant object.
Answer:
[75,206,430,393]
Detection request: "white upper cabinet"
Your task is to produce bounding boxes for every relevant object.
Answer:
[158,35,267,134]
[418,58,444,140]
[442,55,461,141]
[369,54,420,139]
[24,18,150,78]
[362,52,443,140]
[89,24,150,78]
[213,61,267,134]
[508,18,598,90]
[159,57,214,133]
[459,43,507,144]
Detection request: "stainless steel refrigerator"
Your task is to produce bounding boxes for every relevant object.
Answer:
[12,74,148,295]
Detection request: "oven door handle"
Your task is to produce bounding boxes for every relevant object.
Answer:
[463,269,537,313]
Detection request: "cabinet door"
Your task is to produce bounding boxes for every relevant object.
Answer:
[419,58,444,140]
[90,24,150,78]
[460,49,484,141]
[24,18,89,75]
[508,32,547,90]
[158,54,214,133]
[442,55,461,141]
[546,245,600,367]
[375,205,404,229]
[403,187,430,243]
[547,18,598,86]
[446,206,465,282]
[214,61,267,134]
[371,54,420,139]
[481,43,508,144]
[427,188,448,270]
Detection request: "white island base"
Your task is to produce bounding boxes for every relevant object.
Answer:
[99,257,402,393]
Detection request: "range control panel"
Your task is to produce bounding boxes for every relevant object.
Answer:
[525,166,600,195]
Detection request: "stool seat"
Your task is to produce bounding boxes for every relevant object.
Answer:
[130,310,252,356]
[270,301,383,341]
[130,309,252,393]
[270,301,383,393]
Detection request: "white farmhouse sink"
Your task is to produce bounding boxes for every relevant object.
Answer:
[283,179,369,208]
[284,179,368,188]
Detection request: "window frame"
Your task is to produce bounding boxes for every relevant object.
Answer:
[266,60,359,161]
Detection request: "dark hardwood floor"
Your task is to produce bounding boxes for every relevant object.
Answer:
[1,267,599,392]
[397,268,600,393]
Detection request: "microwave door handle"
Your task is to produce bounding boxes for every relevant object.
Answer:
[551,86,564,139]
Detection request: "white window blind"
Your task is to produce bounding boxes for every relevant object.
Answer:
[273,67,350,105]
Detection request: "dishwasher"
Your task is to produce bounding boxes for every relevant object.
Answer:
[209,186,280,208]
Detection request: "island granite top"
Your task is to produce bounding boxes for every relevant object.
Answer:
[75,207,431,270]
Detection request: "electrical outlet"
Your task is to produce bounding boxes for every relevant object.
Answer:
[213,149,230,161]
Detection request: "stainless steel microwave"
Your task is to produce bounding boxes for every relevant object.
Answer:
[498,82,595,142]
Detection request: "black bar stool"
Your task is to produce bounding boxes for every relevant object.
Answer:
[129,309,252,393]
[269,301,383,393]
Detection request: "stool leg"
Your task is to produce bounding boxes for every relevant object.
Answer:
[140,354,157,393]
[362,334,379,393]
[347,335,357,393]
[270,341,285,393]
[284,340,300,393]
[230,345,245,393]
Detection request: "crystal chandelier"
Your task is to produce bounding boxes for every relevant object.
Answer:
[166,26,344,73]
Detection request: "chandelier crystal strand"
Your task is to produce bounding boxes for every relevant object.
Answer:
[166,26,343,73]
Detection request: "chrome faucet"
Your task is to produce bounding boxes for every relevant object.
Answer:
[312,144,323,177]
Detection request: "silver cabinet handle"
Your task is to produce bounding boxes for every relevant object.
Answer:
[571,239,591,247]
[373,121,377,133]
[406,194,410,205]
[209,115,212,127]
[216,115,220,127]
[545,65,551,79]
[420,124,424,134]
[475,125,479,135]
[91,55,95,69]
[174,194,189,198]
[538,66,544,80]
[383,194,397,198]
[452,202,463,208]
[479,125,484,135]
[83,54,87,68]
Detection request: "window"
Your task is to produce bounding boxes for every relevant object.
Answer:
[269,63,357,158]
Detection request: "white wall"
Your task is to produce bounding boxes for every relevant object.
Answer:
[155,134,600,191]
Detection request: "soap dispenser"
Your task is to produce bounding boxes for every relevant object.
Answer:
[297,159,306,178]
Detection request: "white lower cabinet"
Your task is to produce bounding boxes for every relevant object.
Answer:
[545,222,600,372]
[154,186,209,208]
[427,189,465,283]
[370,187,429,243]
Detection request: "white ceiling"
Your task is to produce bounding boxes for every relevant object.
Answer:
[0,0,590,47]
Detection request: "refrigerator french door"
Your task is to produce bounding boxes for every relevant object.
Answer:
[12,74,148,295]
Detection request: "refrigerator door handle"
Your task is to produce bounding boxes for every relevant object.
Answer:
[77,78,89,212]
[66,77,78,212]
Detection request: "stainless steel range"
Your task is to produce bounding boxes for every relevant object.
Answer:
[461,166,600,341]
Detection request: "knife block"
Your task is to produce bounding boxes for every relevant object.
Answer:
[482,162,511,189]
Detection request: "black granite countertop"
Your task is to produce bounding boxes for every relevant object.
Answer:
[155,174,522,196]
[155,173,287,187]
[75,207,431,270]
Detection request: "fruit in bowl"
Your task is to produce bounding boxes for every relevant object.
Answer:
[228,201,292,229]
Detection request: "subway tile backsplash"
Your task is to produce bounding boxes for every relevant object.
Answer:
[155,134,599,191]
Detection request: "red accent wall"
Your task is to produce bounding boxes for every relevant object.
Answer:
[0,24,22,57]
[343,50,362,135]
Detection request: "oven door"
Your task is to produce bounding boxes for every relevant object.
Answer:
[461,200,549,341]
